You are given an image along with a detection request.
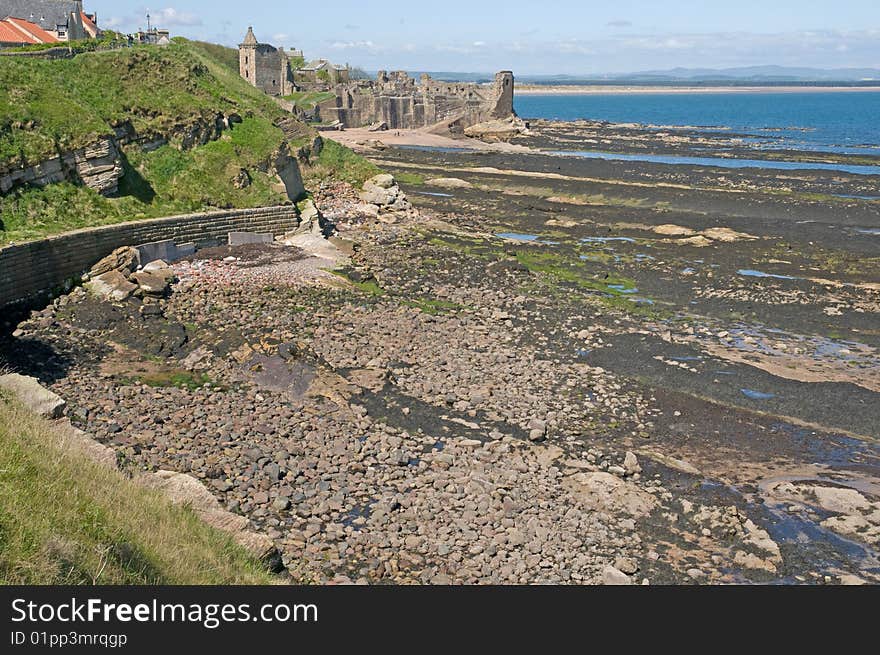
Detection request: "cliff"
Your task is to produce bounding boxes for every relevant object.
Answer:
[0,40,313,242]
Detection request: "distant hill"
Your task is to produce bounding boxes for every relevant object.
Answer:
[357,66,880,85]
[518,66,880,85]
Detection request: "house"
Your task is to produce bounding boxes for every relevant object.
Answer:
[0,15,58,46]
[0,1,98,45]
[133,27,171,46]
[295,59,350,86]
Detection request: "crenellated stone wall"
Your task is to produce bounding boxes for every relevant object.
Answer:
[0,205,302,310]
[316,71,516,132]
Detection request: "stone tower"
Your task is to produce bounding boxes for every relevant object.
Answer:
[238,27,294,96]
[490,71,515,118]
[239,26,258,86]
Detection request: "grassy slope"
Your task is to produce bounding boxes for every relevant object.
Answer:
[0,40,299,243]
[0,390,274,584]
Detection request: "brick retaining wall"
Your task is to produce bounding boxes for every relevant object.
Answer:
[0,205,300,309]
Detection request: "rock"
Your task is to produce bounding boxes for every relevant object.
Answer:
[232,168,251,189]
[687,568,706,581]
[0,373,66,418]
[528,429,546,442]
[733,550,777,573]
[130,271,170,297]
[602,565,632,585]
[425,177,473,189]
[564,471,657,518]
[464,116,529,142]
[294,198,325,236]
[142,260,175,281]
[181,347,213,371]
[614,557,639,574]
[85,270,138,302]
[637,451,702,476]
[359,174,413,217]
[623,451,641,475]
[140,470,280,566]
[653,224,696,236]
[272,498,291,511]
[90,247,140,277]
[58,421,118,469]
[810,486,871,515]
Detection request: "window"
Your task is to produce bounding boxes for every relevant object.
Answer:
[245,56,248,64]
[245,70,249,78]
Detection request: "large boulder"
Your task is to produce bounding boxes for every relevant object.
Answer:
[294,198,326,236]
[359,174,413,220]
[563,471,657,518]
[89,246,140,277]
[139,470,280,566]
[85,270,138,302]
[464,116,528,142]
[0,373,66,418]
[130,270,171,297]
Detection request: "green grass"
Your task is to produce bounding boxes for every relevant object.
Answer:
[0,40,307,244]
[394,171,425,186]
[137,371,217,391]
[330,269,385,296]
[305,139,380,186]
[0,392,275,584]
[188,40,240,73]
[401,298,462,314]
[0,39,286,165]
[0,115,289,243]
[283,91,337,110]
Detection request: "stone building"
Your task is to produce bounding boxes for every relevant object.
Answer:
[318,70,516,132]
[294,59,350,86]
[238,26,295,97]
[237,27,517,132]
[0,0,98,43]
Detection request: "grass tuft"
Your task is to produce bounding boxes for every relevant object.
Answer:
[0,395,274,584]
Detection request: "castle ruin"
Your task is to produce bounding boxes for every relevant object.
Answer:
[238,26,295,97]
[238,28,516,132]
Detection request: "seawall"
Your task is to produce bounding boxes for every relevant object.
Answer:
[0,205,301,310]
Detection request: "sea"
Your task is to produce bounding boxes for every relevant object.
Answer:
[514,91,880,158]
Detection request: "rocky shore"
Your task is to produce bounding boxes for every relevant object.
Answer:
[4,121,879,585]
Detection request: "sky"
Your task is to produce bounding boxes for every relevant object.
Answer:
[87,1,880,75]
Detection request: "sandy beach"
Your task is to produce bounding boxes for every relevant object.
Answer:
[516,84,880,95]
[327,126,531,153]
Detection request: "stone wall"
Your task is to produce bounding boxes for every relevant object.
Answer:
[317,71,516,131]
[0,206,301,309]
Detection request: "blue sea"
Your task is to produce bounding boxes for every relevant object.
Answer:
[514,91,880,154]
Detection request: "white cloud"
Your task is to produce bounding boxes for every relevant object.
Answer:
[150,8,202,27]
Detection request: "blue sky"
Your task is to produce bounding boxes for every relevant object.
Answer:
[88,1,880,74]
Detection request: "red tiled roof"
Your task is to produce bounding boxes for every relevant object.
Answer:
[1,16,60,44]
[81,12,97,35]
[0,20,29,44]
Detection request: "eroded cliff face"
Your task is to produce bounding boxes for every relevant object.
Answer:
[0,114,305,201]
[0,136,122,196]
